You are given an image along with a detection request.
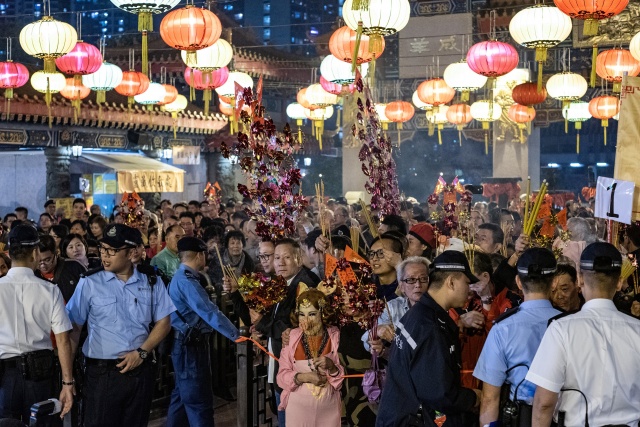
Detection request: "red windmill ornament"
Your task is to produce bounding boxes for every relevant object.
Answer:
[184,66,229,115]
[55,41,102,85]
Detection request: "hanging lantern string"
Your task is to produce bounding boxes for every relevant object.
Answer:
[99,36,106,59]
[43,0,49,17]
[129,48,134,71]
[161,66,166,85]
[6,37,10,61]
[489,10,496,40]
[76,11,82,40]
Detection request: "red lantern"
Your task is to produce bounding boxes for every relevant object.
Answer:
[60,77,91,122]
[385,101,414,125]
[320,76,354,96]
[328,25,384,64]
[446,103,473,145]
[0,61,29,99]
[508,103,536,142]
[55,42,102,83]
[115,71,150,107]
[160,6,222,66]
[466,41,519,79]
[158,84,178,106]
[297,87,318,111]
[553,0,628,35]
[588,95,619,146]
[184,67,228,115]
[416,78,455,107]
[512,82,547,106]
[596,48,640,93]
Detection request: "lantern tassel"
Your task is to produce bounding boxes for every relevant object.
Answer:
[171,112,178,139]
[186,50,197,67]
[73,99,79,124]
[317,120,323,151]
[298,128,302,144]
[189,72,195,102]
[142,30,149,77]
[369,57,376,89]
[458,128,462,146]
[96,90,105,105]
[519,126,524,144]
[584,19,598,37]
[576,132,580,154]
[5,88,12,118]
[128,96,134,110]
[98,103,102,127]
[428,120,435,136]
[437,126,442,145]
[204,89,211,116]
[336,108,341,128]
[590,45,598,88]
[537,63,543,93]
[352,22,363,73]
[46,77,52,128]
[351,0,369,11]
[461,90,469,102]
[565,117,568,134]
[369,34,383,57]
[603,119,608,146]
[44,58,55,73]
[484,131,489,155]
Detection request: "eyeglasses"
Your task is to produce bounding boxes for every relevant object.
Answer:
[38,256,55,265]
[401,277,429,285]
[367,249,385,260]
[98,245,128,256]
[179,222,194,228]
[258,253,274,261]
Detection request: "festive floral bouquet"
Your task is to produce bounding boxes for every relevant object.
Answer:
[119,192,144,228]
[236,272,288,314]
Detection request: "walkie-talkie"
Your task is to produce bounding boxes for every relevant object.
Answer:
[557,411,566,427]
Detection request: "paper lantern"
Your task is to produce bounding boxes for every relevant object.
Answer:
[508,103,536,143]
[180,39,232,71]
[546,72,588,109]
[134,82,166,106]
[553,0,628,35]
[509,5,572,90]
[82,62,123,104]
[588,95,619,146]
[416,78,455,107]
[443,60,487,102]
[319,76,355,96]
[19,16,78,73]
[596,48,640,93]
[342,0,410,55]
[471,100,502,154]
[287,102,307,143]
[320,54,369,85]
[31,70,66,120]
[329,25,384,65]
[466,40,519,79]
[446,103,473,145]
[55,41,102,82]
[374,103,392,130]
[0,61,29,113]
[160,6,222,66]
[631,31,640,63]
[563,100,592,153]
[215,71,253,98]
[110,0,181,75]
[412,90,433,111]
[304,106,334,150]
[158,84,178,106]
[426,105,449,145]
[385,100,414,144]
[512,82,547,106]
[60,77,90,122]
[297,87,316,111]
[185,66,228,114]
[115,70,150,107]
[162,93,188,137]
[305,83,338,108]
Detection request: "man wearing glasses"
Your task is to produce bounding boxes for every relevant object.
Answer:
[178,212,196,237]
[66,224,175,427]
[36,235,87,302]
[151,224,185,281]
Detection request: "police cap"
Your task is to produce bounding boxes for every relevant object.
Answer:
[580,242,622,272]
[517,248,557,277]
[177,236,208,253]
[7,224,40,247]
[431,250,479,283]
[100,224,142,248]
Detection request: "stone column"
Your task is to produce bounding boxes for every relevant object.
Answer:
[45,147,71,199]
[209,152,238,200]
[342,147,370,203]
[140,149,164,211]
[492,126,541,189]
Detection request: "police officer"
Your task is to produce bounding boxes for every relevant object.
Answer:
[376,251,482,427]
[167,237,240,427]
[0,225,74,425]
[473,248,561,426]
[527,242,640,427]
[66,224,175,427]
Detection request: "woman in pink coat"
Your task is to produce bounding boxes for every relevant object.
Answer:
[277,289,344,426]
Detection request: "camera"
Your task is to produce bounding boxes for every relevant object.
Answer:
[29,399,61,427]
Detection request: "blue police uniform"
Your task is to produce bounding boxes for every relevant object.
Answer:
[473,300,561,404]
[167,264,240,427]
[66,267,175,427]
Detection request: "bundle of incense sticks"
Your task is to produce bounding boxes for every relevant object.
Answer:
[621,257,637,285]
[359,199,379,238]
[350,226,360,253]
[524,180,548,236]
[215,245,238,288]
[463,231,476,275]
[610,221,620,248]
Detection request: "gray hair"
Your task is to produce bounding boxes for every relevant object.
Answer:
[567,217,596,244]
[396,256,431,281]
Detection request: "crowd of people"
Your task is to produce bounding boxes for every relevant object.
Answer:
[0,192,639,427]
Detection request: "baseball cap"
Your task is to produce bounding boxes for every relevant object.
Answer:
[100,224,142,248]
[409,223,436,249]
[177,236,208,253]
[580,242,622,272]
[7,224,40,247]
[516,248,557,277]
[431,250,478,283]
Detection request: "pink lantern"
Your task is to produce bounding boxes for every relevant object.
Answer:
[55,42,103,82]
[319,76,355,96]
[466,40,519,79]
[184,66,229,115]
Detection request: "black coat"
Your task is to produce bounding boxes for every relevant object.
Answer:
[36,259,86,302]
[376,293,477,427]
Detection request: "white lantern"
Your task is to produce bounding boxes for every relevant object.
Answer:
[162,94,188,137]
[443,60,487,101]
[546,72,588,108]
[181,39,233,71]
[287,102,307,123]
[470,100,502,126]
[83,62,124,104]
[412,90,433,111]
[215,71,253,98]
[31,70,66,94]
[134,82,166,105]
[631,31,640,63]
[342,0,410,55]
[562,100,592,154]
[320,54,369,85]
[426,104,449,145]
[305,83,338,108]
[496,68,531,90]
[20,16,78,73]
[374,103,392,129]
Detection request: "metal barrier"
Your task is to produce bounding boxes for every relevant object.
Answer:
[236,327,273,427]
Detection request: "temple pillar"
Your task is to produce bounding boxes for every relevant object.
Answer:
[209,152,239,201]
[45,147,71,199]
[342,147,370,202]
[492,126,540,189]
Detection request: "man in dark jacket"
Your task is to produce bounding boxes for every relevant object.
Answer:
[254,238,320,427]
[36,235,86,301]
[377,251,482,427]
